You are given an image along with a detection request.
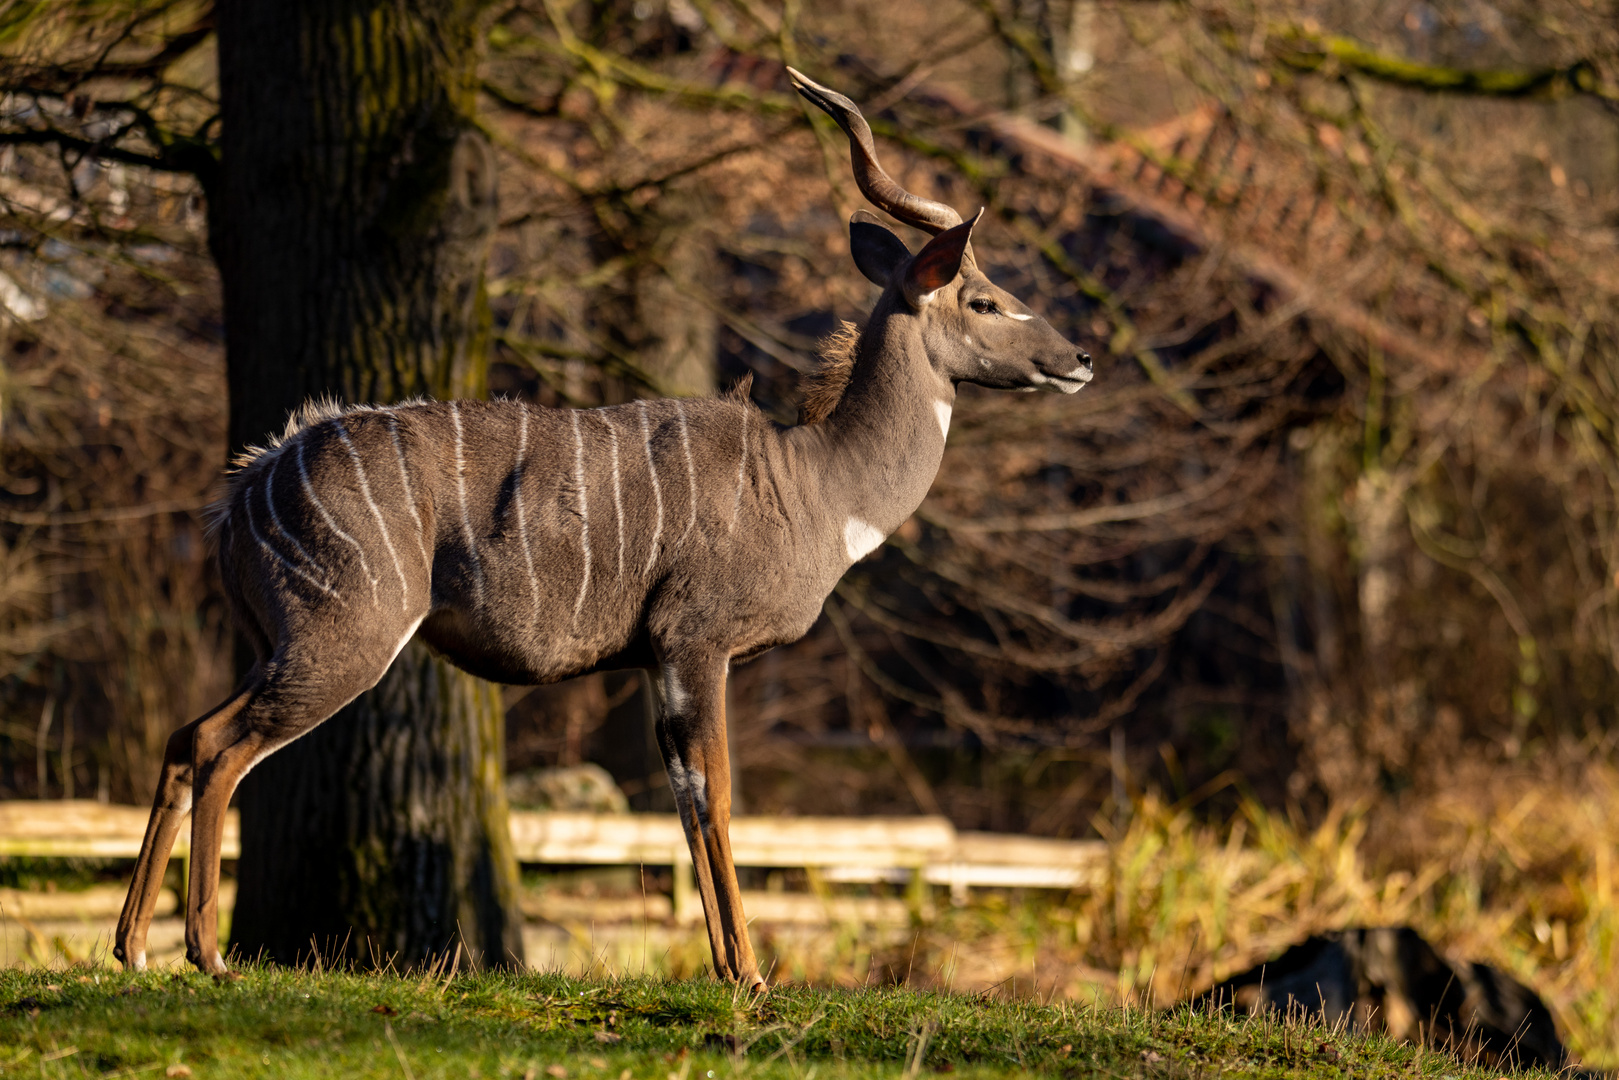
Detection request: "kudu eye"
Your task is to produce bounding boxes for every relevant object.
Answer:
[969,298,997,315]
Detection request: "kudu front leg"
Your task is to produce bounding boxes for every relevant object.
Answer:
[654,655,764,990]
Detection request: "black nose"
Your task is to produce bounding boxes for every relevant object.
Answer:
[1078,352,1092,372]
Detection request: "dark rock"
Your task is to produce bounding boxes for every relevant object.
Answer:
[1194,927,1570,1072]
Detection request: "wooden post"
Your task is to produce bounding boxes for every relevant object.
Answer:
[671,849,697,924]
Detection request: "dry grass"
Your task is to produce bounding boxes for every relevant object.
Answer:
[871,750,1618,1068]
[523,753,1617,1069]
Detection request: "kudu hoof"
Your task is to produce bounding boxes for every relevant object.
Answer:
[188,951,230,977]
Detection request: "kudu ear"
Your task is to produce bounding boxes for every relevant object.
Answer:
[902,208,981,308]
[849,209,911,287]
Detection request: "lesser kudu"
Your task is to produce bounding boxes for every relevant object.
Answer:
[115,68,1092,986]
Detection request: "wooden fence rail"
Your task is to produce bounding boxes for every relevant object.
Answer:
[0,801,1108,907]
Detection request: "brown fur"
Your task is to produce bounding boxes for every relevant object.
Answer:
[119,68,1092,989]
[800,321,861,425]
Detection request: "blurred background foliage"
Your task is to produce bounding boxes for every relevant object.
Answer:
[1,0,1617,1061]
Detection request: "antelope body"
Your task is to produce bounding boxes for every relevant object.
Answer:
[222,394,858,688]
[115,69,1092,987]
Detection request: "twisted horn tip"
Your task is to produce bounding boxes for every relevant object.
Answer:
[786,66,859,121]
[785,66,820,94]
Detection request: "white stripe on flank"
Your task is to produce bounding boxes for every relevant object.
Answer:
[262,457,331,588]
[385,413,430,572]
[638,401,664,578]
[605,415,625,582]
[333,420,410,610]
[514,409,541,614]
[570,410,593,621]
[674,399,697,546]
[730,405,747,534]
[297,441,378,607]
[449,403,486,605]
[243,481,339,599]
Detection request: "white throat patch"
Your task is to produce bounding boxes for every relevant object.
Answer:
[843,518,886,561]
[934,400,952,439]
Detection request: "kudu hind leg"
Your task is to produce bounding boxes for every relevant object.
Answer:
[181,641,408,973]
[182,705,279,974]
[115,681,260,971]
[654,654,764,990]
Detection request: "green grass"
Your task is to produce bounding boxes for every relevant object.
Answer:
[0,965,1559,1080]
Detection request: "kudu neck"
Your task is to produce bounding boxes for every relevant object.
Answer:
[799,301,952,535]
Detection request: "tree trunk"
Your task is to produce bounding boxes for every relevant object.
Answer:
[213,0,523,969]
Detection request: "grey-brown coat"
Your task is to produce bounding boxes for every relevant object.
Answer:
[115,68,1093,986]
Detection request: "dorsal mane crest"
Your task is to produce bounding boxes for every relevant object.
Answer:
[227,397,433,472]
[228,397,347,471]
[799,321,862,425]
[206,396,431,537]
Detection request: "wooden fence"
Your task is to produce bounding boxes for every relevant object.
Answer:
[0,801,1108,915]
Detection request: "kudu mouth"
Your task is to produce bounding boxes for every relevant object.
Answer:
[1032,351,1094,394]
[1041,373,1090,394]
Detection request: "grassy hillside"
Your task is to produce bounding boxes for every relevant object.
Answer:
[0,965,1558,1080]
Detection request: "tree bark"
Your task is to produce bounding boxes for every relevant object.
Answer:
[213,0,523,969]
